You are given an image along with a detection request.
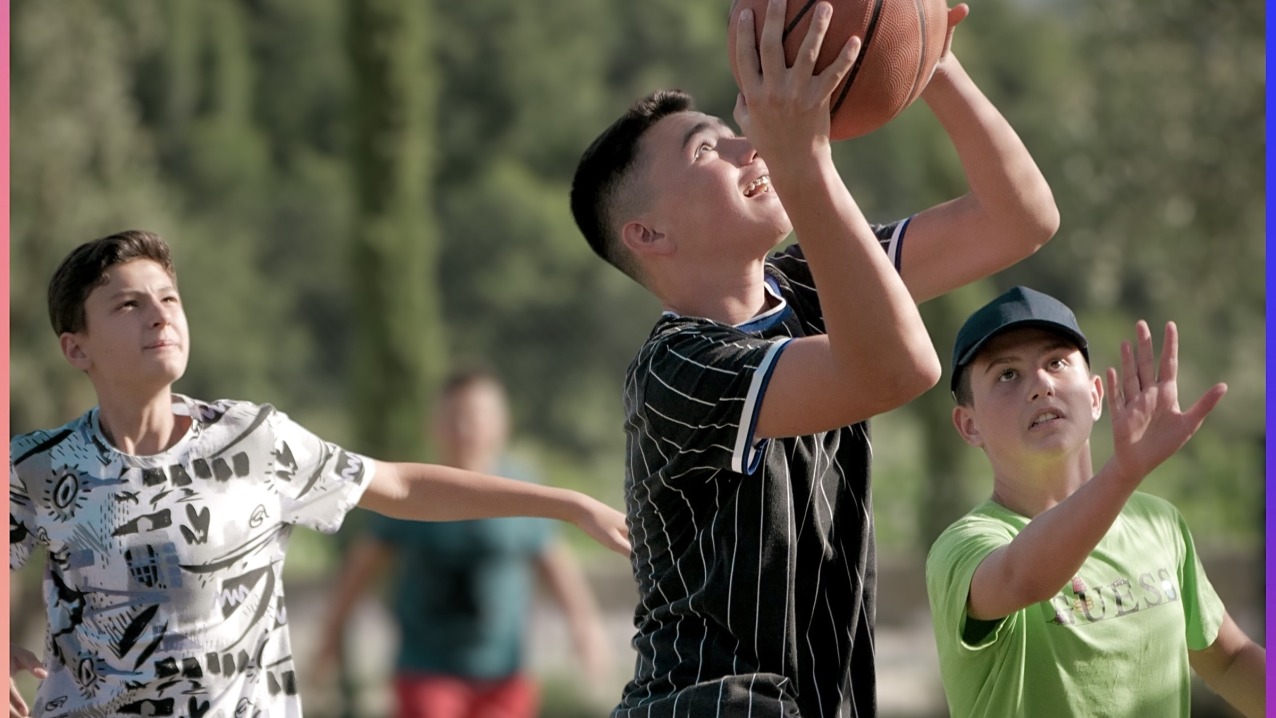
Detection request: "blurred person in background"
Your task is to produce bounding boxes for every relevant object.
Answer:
[927,286,1265,717]
[8,231,629,718]
[315,369,612,718]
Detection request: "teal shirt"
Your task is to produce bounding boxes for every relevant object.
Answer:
[369,461,553,678]
[925,492,1224,718]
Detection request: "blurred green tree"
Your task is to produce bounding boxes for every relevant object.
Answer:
[346,0,444,461]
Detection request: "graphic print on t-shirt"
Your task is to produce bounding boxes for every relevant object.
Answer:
[11,396,370,717]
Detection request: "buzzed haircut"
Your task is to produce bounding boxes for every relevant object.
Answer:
[47,229,176,336]
[570,89,695,283]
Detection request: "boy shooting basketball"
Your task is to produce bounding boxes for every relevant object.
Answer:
[926,286,1264,717]
[8,231,629,718]
[569,0,1058,715]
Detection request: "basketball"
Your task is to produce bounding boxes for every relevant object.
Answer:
[728,0,949,140]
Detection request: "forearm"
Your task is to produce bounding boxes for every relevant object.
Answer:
[772,156,938,392]
[973,463,1138,617]
[361,460,588,524]
[921,57,1058,240]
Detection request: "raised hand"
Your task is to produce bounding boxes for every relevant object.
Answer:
[1105,320,1227,484]
[732,0,861,161]
[10,644,47,718]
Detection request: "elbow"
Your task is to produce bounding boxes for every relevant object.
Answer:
[1011,570,1065,608]
[1018,191,1061,256]
[862,349,942,413]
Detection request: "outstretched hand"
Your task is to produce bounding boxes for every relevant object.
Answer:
[1105,321,1226,485]
[575,497,631,557]
[732,0,861,161]
[10,644,47,718]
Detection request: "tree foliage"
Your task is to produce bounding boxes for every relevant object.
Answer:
[9,0,1263,552]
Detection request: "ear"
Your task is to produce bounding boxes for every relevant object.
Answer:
[952,404,983,447]
[59,332,92,372]
[620,219,674,259]
[1090,372,1104,422]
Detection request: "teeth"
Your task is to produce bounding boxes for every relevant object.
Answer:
[1033,413,1059,426]
[744,175,771,197]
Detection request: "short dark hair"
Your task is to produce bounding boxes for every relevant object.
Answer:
[570,89,695,283]
[47,230,176,335]
[439,367,505,398]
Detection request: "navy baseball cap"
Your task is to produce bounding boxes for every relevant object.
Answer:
[950,286,1089,394]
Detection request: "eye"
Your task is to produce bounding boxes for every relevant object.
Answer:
[694,141,715,159]
[162,295,180,304]
[1048,357,1069,371]
[997,368,1017,382]
[117,300,138,310]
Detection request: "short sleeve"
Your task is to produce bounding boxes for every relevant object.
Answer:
[269,410,374,534]
[10,457,36,571]
[1175,511,1225,650]
[633,322,791,476]
[768,219,911,292]
[926,516,1016,652]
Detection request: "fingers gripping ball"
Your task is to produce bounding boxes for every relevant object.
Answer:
[728,0,949,140]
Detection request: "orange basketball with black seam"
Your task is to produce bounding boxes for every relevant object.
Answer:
[728,0,949,140]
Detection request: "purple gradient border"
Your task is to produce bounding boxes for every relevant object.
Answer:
[1266,0,1274,702]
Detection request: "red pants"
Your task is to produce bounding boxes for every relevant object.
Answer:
[393,673,539,718]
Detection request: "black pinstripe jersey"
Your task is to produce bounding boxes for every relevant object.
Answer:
[614,220,909,718]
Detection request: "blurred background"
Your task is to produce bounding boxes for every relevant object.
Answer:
[8,0,1264,716]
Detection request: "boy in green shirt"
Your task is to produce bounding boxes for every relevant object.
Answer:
[926,286,1264,717]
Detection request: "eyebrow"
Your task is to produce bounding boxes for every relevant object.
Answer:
[105,286,177,300]
[981,341,1078,374]
[681,119,732,153]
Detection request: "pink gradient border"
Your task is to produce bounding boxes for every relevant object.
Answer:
[2,0,12,681]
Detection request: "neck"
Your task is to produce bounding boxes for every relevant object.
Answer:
[656,256,774,325]
[95,386,188,456]
[987,442,1095,518]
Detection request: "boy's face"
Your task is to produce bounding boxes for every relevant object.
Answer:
[433,381,508,467]
[634,110,791,262]
[60,258,189,392]
[953,327,1102,464]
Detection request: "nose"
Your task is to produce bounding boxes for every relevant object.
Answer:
[1029,368,1056,401]
[148,298,172,328]
[724,136,758,165]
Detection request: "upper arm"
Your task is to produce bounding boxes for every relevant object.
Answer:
[965,544,1045,621]
[754,236,939,438]
[355,460,407,515]
[268,410,374,532]
[756,334,935,438]
[927,519,1023,645]
[897,198,1051,304]
[1189,613,1250,680]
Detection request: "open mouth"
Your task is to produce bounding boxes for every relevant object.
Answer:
[744,175,772,197]
[1029,411,1062,428]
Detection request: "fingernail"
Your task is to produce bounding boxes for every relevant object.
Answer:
[817,3,831,18]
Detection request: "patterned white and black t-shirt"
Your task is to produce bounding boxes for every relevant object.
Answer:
[10,395,372,718]
[613,221,909,718]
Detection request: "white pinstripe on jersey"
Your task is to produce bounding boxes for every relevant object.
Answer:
[614,222,908,718]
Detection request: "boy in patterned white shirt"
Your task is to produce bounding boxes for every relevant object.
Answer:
[8,230,630,718]
[568,1,1058,715]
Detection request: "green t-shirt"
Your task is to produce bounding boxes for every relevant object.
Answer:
[368,459,553,679]
[925,491,1224,718]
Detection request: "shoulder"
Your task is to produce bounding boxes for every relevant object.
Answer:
[927,503,1019,568]
[1126,490,1180,516]
[11,410,95,469]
